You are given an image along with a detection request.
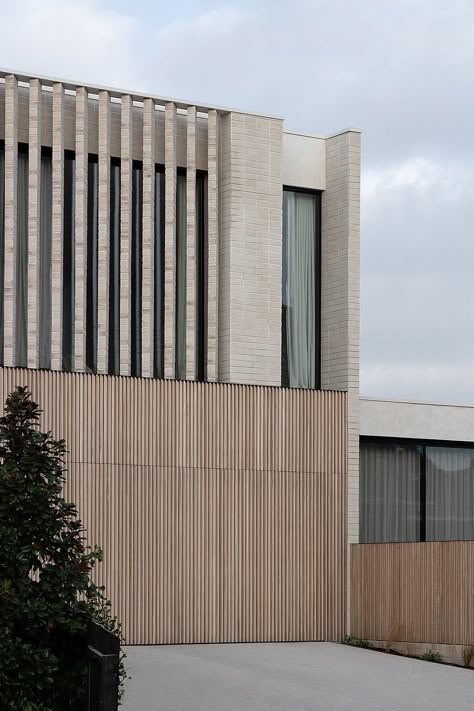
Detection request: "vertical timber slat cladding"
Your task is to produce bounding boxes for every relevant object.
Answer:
[351,542,474,646]
[0,368,347,645]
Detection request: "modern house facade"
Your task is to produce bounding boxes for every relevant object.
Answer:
[0,68,360,644]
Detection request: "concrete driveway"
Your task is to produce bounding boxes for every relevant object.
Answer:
[123,642,474,711]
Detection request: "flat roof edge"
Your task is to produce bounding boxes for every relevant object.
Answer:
[361,395,474,410]
[0,66,285,120]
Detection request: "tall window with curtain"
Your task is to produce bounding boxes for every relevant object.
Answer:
[282,188,321,389]
[0,141,4,365]
[62,150,75,371]
[108,158,120,375]
[131,160,143,377]
[196,171,208,382]
[153,166,165,379]
[175,171,187,381]
[39,148,52,369]
[86,155,98,373]
[16,144,29,367]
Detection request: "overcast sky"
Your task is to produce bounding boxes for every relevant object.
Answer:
[1,0,473,403]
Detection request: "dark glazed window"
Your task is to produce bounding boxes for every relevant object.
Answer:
[131,161,143,377]
[86,155,98,373]
[108,158,120,375]
[175,171,187,380]
[360,438,474,543]
[16,144,29,367]
[62,150,75,371]
[426,447,474,541]
[39,148,52,369]
[196,171,208,382]
[360,442,421,543]
[153,166,165,379]
[282,188,321,389]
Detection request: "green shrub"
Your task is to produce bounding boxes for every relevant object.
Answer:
[420,649,443,663]
[343,635,372,649]
[0,387,125,709]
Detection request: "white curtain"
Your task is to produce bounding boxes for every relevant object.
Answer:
[426,447,474,541]
[360,444,421,543]
[16,150,28,367]
[176,174,187,380]
[283,190,317,388]
[39,153,52,369]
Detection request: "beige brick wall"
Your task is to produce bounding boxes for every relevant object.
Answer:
[218,112,283,386]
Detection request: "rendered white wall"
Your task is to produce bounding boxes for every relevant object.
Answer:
[360,397,474,443]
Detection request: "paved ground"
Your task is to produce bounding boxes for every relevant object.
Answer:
[123,642,474,711]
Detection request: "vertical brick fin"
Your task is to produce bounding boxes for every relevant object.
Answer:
[185,106,197,381]
[119,95,133,376]
[141,98,155,378]
[74,87,88,372]
[4,75,18,367]
[51,83,64,371]
[321,129,361,631]
[27,79,42,369]
[164,102,176,379]
[207,110,218,382]
[97,91,110,374]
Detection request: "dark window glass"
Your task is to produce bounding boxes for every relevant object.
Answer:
[282,188,321,389]
[360,443,421,543]
[175,172,187,380]
[108,158,120,375]
[39,148,52,369]
[86,155,98,373]
[16,144,29,367]
[0,141,4,365]
[426,447,474,541]
[131,161,143,377]
[153,166,165,379]
[196,171,208,382]
[62,150,75,371]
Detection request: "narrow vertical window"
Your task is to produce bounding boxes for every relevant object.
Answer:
[0,141,5,365]
[175,171,187,380]
[131,160,143,377]
[39,148,52,369]
[153,166,165,378]
[86,155,98,373]
[16,144,29,367]
[282,188,321,389]
[196,171,208,382]
[108,158,120,375]
[62,150,75,371]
